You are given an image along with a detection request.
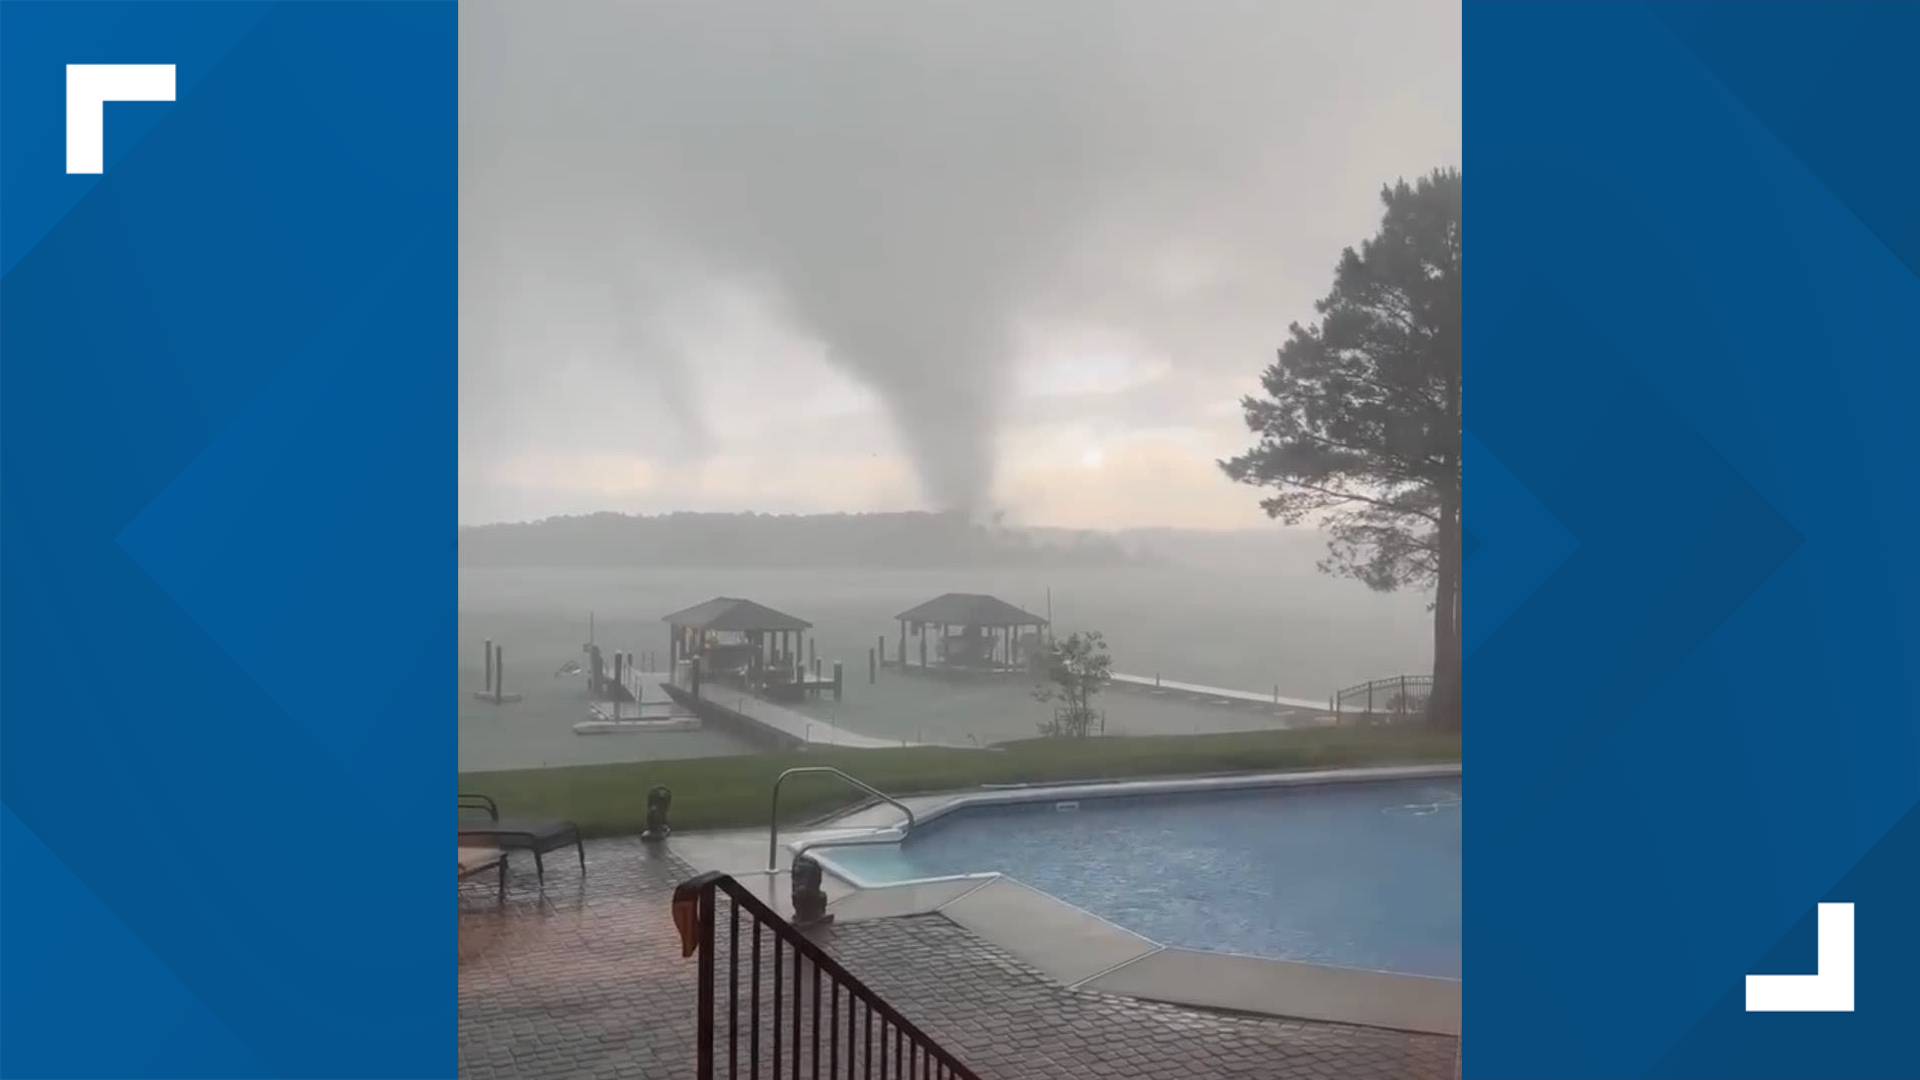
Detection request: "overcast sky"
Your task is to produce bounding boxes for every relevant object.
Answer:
[458,0,1461,529]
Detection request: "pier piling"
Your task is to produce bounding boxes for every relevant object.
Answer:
[494,645,505,704]
[484,638,493,693]
[833,661,843,702]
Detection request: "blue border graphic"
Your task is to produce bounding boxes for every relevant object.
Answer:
[1467,3,1919,1078]
[1,3,455,1077]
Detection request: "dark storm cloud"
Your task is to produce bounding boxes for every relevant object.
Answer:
[460,0,1460,515]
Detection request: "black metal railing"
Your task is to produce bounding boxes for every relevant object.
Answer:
[673,872,980,1080]
[1334,674,1433,720]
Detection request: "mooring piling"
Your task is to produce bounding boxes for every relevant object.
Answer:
[493,644,505,703]
[833,661,844,702]
[868,647,877,684]
[484,638,493,693]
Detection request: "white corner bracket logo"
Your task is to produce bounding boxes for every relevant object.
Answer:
[66,64,176,174]
[1745,902,1854,1012]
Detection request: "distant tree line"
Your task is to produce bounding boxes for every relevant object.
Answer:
[457,511,1150,569]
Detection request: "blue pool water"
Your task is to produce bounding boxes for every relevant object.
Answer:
[819,779,1461,978]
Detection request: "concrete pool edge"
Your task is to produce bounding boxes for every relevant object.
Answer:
[804,761,1463,890]
[804,764,1463,1036]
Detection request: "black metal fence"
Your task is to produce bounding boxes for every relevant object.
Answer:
[672,872,981,1080]
[1334,674,1433,722]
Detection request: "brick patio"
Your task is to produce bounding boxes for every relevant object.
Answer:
[458,837,1459,1079]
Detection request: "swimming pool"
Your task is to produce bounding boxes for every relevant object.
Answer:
[814,778,1461,978]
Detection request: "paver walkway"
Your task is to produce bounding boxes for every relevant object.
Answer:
[458,837,1458,1079]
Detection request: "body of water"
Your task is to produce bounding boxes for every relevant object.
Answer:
[459,565,1432,772]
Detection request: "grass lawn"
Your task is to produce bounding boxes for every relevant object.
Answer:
[458,725,1462,837]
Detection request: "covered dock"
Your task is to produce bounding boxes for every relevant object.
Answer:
[662,596,839,701]
[894,592,1048,675]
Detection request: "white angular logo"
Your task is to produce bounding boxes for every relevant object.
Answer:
[1745,902,1854,1012]
[67,64,176,174]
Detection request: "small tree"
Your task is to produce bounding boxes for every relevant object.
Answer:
[1032,630,1113,738]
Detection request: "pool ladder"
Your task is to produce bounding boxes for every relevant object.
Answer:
[767,765,916,872]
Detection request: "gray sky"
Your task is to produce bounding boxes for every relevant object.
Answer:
[459,0,1461,529]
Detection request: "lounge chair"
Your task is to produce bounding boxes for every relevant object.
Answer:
[459,845,508,900]
[458,794,585,886]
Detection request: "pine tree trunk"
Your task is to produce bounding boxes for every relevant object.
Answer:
[1429,502,1463,728]
[1431,326,1464,729]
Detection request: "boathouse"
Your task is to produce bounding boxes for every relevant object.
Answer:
[663,597,836,700]
[894,592,1048,674]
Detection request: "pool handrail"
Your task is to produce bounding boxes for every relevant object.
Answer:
[768,766,915,871]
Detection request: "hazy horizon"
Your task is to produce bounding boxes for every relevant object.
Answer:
[456,506,1325,534]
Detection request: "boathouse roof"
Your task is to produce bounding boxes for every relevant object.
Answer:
[894,592,1048,628]
[661,597,813,633]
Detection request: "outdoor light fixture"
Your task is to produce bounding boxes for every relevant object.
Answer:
[641,785,673,842]
[790,854,833,928]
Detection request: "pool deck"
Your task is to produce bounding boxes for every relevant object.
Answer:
[459,832,1461,1080]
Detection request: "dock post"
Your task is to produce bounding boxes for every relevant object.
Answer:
[919,632,927,669]
[808,639,816,670]
[494,645,505,704]
[869,647,876,684]
[877,635,885,668]
[484,638,493,694]
[833,661,843,702]
[813,656,821,678]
